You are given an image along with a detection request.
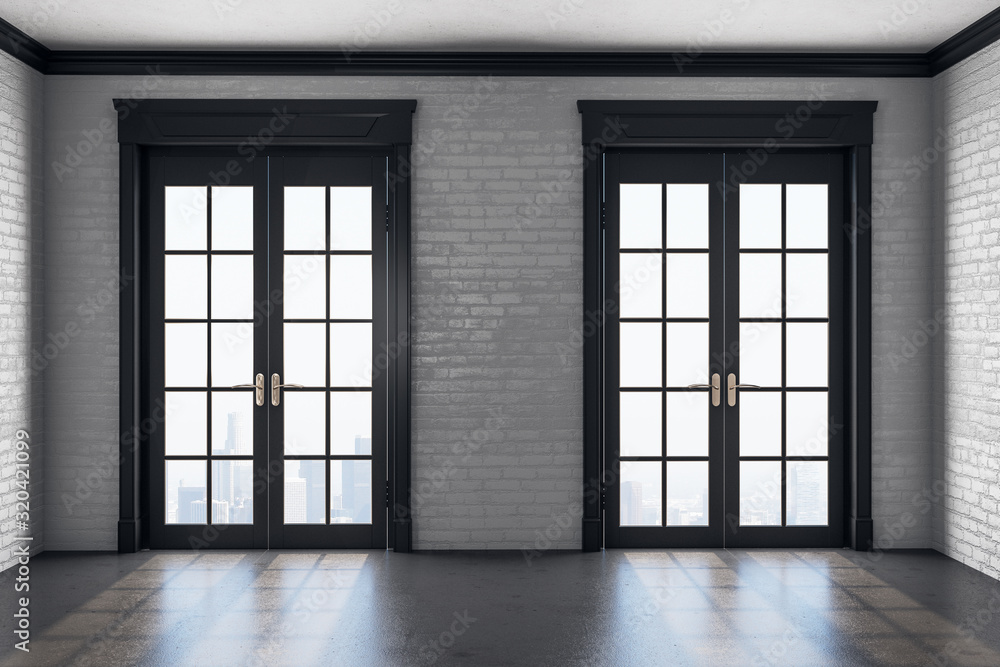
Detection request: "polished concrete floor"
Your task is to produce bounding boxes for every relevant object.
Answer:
[1,548,999,666]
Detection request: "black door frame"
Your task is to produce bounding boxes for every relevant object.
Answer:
[116,98,417,553]
[577,100,877,552]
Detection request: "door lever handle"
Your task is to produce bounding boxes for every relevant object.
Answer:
[687,373,721,407]
[271,373,304,407]
[232,373,265,407]
[727,373,760,407]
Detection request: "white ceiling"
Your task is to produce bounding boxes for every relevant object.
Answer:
[3,0,997,52]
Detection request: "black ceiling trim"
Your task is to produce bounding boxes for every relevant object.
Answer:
[928,6,1000,75]
[0,16,50,73]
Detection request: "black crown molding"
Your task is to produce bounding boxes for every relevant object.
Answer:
[1,7,999,78]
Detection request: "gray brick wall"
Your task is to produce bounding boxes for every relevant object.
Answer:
[932,40,1000,580]
[41,74,934,551]
[0,50,44,570]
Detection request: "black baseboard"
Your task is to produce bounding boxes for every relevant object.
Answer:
[850,517,874,551]
[118,519,141,553]
[393,518,412,553]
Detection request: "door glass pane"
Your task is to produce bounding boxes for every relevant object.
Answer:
[786,392,829,456]
[739,323,782,387]
[211,255,255,320]
[666,462,708,526]
[212,461,254,524]
[284,323,327,388]
[330,256,373,319]
[666,184,708,249]
[619,184,662,249]
[665,254,708,318]
[619,392,661,457]
[331,392,372,455]
[283,255,327,319]
[739,184,782,248]
[211,186,254,251]
[787,462,828,526]
[165,392,206,456]
[166,460,207,524]
[285,187,326,250]
[786,254,828,318]
[665,392,708,457]
[330,187,372,251]
[284,393,326,456]
[786,323,828,387]
[165,186,207,250]
[284,460,326,524]
[665,323,708,387]
[165,255,207,319]
[739,392,781,457]
[165,323,207,387]
[786,184,828,249]
[739,254,782,318]
[211,392,253,455]
[620,462,662,526]
[618,253,662,318]
[619,323,661,388]
[331,460,372,524]
[211,323,253,387]
[739,461,781,526]
[330,323,373,387]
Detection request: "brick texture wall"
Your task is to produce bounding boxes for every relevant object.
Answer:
[41,74,934,551]
[932,41,1000,580]
[0,50,44,570]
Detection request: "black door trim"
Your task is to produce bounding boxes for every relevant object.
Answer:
[117,98,416,553]
[577,100,876,552]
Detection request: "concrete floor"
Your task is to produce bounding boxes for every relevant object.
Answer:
[1,549,999,666]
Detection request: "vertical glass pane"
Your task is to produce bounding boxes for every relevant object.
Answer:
[786,254,828,318]
[786,323,828,387]
[619,323,661,388]
[211,461,254,524]
[665,184,708,249]
[739,254,783,318]
[665,323,708,387]
[739,461,781,526]
[165,186,207,250]
[786,392,829,456]
[164,392,206,456]
[620,184,662,249]
[284,460,326,524]
[211,323,253,387]
[330,187,372,251]
[283,255,327,319]
[284,393,326,456]
[211,392,253,455]
[739,184,782,249]
[164,255,207,319]
[665,392,708,457]
[739,392,781,457]
[739,323,782,388]
[619,392,661,457]
[165,323,207,387]
[211,255,255,319]
[166,460,206,524]
[211,186,254,251]
[666,462,708,526]
[665,254,709,318]
[330,323,373,387]
[787,462,828,526]
[284,323,327,387]
[285,187,326,250]
[331,460,372,524]
[620,461,662,527]
[786,184,828,249]
[618,253,662,318]
[330,256,373,319]
[331,392,372,455]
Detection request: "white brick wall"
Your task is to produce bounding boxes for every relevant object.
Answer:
[40,74,935,551]
[0,50,44,570]
[932,40,1000,580]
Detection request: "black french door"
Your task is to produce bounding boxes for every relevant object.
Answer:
[605,150,845,548]
[147,149,388,549]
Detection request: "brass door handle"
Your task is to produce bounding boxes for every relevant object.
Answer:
[727,373,760,407]
[688,373,721,407]
[271,373,304,407]
[232,373,265,407]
